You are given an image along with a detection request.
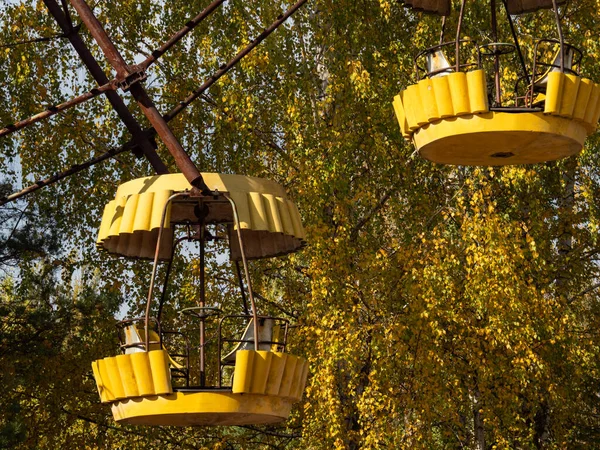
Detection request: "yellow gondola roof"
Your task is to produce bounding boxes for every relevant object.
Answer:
[96,173,306,261]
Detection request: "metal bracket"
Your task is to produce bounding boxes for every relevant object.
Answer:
[117,64,148,91]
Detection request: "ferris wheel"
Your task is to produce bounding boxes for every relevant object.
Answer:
[0,0,597,428]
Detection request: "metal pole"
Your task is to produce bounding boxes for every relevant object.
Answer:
[551,0,565,73]
[156,232,178,322]
[502,0,529,86]
[68,0,208,192]
[43,0,169,173]
[140,0,226,70]
[491,0,502,105]
[144,192,187,351]
[439,15,447,46]
[0,142,131,206]
[0,81,115,137]
[235,260,250,315]
[199,224,206,386]
[455,0,467,72]
[0,0,310,205]
[164,0,310,122]
[224,193,259,352]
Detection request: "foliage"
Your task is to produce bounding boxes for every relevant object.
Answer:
[1,0,600,448]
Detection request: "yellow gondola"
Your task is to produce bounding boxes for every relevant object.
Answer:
[393,0,600,166]
[91,173,308,426]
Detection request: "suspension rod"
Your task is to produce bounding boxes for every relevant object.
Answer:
[551,0,565,73]
[502,0,529,86]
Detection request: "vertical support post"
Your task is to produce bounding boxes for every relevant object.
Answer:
[439,15,447,46]
[235,260,250,316]
[455,0,467,72]
[199,223,206,387]
[551,0,565,73]
[502,0,530,87]
[491,0,502,105]
[144,193,186,351]
[224,194,259,352]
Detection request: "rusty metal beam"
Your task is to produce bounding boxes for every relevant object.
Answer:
[165,0,309,122]
[139,0,226,71]
[0,143,131,206]
[0,81,115,137]
[43,0,169,174]
[68,0,207,191]
[1,0,310,206]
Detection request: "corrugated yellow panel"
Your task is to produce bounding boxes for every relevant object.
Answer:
[116,354,139,398]
[108,196,127,238]
[448,72,470,116]
[288,359,302,400]
[432,75,454,118]
[544,72,564,114]
[229,191,251,230]
[119,194,140,234]
[418,78,440,122]
[97,200,116,245]
[132,192,155,232]
[467,70,489,114]
[130,352,155,396]
[559,74,581,117]
[248,192,269,231]
[592,92,600,129]
[299,359,310,400]
[288,200,305,239]
[150,189,172,230]
[277,197,295,237]
[263,194,284,234]
[266,352,287,396]
[104,356,126,400]
[91,360,108,403]
[403,86,420,131]
[250,351,273,394]
[278,355,298,398]
[97,359,114,402]
[573,78,594,121]
[584,83,600,126]
[232,350,255,393]
[409,84,429,126]
[149,350,173,395]
[392,94,410,139]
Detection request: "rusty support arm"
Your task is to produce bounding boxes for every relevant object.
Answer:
[0,143,131,206]
[165,0,309,122]
[0,0,310,206]
[68,0,208,192]
[0,82,115,137]
[43,0,169,174]
[140,0,227,70]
